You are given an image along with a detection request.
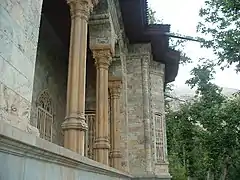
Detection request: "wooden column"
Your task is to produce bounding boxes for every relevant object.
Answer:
[61,0,95,155]
[109,77,122,170]
[92,46,112,165]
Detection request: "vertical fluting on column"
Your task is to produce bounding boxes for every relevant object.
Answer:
[92,46,112,165]
[141,57,152,173]
[109,77,122,170]
[61,0,94,155]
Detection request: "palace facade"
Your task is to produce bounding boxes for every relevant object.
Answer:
[0,0,179,179]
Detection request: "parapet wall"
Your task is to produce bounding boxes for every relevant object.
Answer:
[0,120,132,180]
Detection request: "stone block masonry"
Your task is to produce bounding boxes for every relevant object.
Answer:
[0,0,43,133]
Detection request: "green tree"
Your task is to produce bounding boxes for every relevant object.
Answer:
[166,59,240,179]
[197,0,240,71]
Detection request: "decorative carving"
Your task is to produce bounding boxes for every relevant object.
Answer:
[67,0,95,21]
[108,77,122,99]
[92,48,112,69]
[62,112,88,131]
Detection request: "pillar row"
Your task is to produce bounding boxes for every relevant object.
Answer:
[92,46,112,165]
[61,0,96,155]
[109,77,122,170]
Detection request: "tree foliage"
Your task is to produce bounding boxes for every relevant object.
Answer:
[166,60,240,180]
[198,0,240,71]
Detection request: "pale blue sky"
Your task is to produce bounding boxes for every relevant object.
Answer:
[148,0,240,90]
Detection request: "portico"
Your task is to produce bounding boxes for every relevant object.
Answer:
[0,0,180,179]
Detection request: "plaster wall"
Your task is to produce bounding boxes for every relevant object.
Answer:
[30,15,68,146]
[0,0,43,132]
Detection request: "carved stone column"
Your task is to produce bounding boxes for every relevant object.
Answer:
[109,77,122,170]
[92,46,112,165]
[61,0,97,155]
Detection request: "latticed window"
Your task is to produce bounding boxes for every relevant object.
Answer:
[84,110,96,159]
[154,113,165,163]
[36,90,54,142]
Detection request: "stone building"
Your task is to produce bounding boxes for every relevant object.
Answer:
[0,0,179,179]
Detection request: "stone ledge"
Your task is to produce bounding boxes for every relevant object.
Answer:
[132,175,171,180]
[0,120,132,179]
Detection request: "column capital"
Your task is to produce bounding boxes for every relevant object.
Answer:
[92,45,113,69]
[109,76,122,98]
[67,0,98,20]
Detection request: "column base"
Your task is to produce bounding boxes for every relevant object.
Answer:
[109,150,122,158]
[154,163,170,177]
[93,137,110,149]
[26,124,40,137]
[62,113,88,130]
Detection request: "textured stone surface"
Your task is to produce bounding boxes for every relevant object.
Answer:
[127,44,147,176]
[149,61,170,176]
[126,44,169,177]
[30,16,68,146]
[0,0,43,131]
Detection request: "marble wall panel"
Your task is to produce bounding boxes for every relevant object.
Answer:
[0,0,43,132]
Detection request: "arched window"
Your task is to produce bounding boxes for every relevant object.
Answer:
[36,89,54,142]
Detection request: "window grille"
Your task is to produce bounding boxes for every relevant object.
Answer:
[154,113,165,163]
[36,90,54,142]
[85,111,95,159]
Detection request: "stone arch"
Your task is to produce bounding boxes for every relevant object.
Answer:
[36,89,54,142]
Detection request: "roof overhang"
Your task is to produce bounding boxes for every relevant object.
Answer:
[119,0,180,83]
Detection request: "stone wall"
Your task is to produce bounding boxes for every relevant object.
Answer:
[149,61,170,176]
[109,48,129,172]
[0,0,43,132]
[126,44,170,179]
[30,16,68,146]
[126,44,152,176]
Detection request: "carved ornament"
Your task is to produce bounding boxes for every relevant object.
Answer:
[92,46,113,69]
[62,112,88,131]
[67,0,97,20]
[108,77,122,98]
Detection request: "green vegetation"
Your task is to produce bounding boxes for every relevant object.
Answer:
[198,0,240,71]
[166,60,240,179]
[148,2,240,179]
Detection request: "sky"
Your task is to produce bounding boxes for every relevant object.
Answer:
[148,0,240,90]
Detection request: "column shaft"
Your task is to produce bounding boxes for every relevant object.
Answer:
[109,78,122,170]
[62,0,93,155]
[92,47,112,165]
